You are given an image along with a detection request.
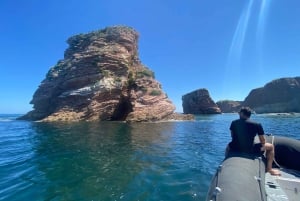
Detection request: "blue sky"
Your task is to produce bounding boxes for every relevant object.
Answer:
[1,0,300,114]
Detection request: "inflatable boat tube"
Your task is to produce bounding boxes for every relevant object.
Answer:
[266,136,300,171]
[206,154,266,201]
[207,136,300,201]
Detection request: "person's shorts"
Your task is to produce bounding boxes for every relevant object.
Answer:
[253,143,264,154]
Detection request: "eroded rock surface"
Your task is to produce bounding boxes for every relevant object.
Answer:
[243,77,300,113]
[20,26,192,122]
[216,100,242,113]
[182,89,221,114]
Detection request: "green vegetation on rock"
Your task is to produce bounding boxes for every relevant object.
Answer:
[149,89,162,96]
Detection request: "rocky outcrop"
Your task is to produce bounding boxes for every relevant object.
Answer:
[216,100,242,113]
[19,26,192,122]
[243,77,300,113]
[182,89,221,114]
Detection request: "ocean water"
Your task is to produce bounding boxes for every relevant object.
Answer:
[0,113,299,201]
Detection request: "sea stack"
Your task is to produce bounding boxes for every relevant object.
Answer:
[20,26,189,122]
[182,88,221,114]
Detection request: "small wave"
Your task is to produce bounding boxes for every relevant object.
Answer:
[0,118,14,122]
[0,114,22,122]
[259,113,300,117]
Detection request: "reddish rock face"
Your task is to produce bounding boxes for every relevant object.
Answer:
[182,89,221,114]
[20,26,186,122]
[216,100,242,113]
[242,77,300,113]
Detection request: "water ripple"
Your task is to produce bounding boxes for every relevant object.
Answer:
[0,114,299,200]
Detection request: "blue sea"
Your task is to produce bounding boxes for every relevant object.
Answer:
[0,113,299,201]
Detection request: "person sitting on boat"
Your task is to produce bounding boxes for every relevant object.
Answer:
[228,107,281,176]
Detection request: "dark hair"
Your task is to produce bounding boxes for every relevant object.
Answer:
[239,107,252,117]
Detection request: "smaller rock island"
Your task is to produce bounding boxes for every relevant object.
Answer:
[182,88,221,114]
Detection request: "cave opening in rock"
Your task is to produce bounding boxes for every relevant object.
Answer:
[111,96,133,121]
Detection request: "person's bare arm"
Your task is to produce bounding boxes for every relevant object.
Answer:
[258,135,266,145]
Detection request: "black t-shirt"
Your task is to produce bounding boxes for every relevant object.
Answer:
[229,118,264,153]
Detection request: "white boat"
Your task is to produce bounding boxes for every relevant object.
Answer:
[206,136,300,201]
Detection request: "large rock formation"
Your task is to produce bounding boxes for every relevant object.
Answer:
[243,77,300,113]
[216,100,242,113]
[182,89,221,114]
[19,26,191,122]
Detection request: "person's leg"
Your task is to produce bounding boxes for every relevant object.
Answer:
[261,143,281,176]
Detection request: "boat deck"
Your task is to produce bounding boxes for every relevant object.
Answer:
[265,168,300,201]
